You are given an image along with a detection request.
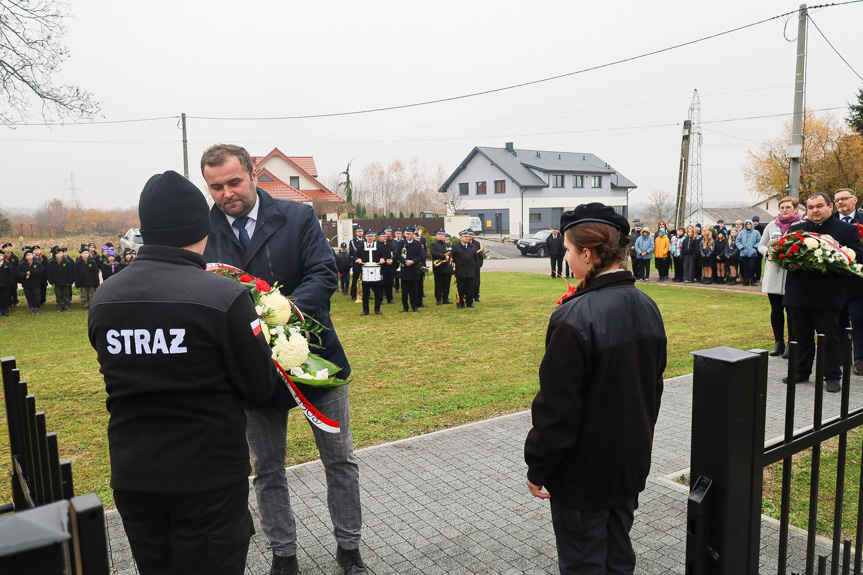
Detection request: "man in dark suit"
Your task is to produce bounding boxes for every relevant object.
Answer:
[546,227,564,278]
[451,229,479,308]
[397,226,424,312]
[201,144,366,575]
[833,188,863,375]
[348,226,365,301]
[355,229,386,316]
[783,192,863,393]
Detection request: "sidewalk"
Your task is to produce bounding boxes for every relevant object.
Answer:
[106,355,857,574]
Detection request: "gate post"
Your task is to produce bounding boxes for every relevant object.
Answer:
[686,346,768,575]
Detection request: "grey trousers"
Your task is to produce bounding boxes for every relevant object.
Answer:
[245,388,362,557]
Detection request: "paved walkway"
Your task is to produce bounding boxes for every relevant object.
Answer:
[105,355,863,574]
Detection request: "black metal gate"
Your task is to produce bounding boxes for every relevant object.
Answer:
[685,330,863,575]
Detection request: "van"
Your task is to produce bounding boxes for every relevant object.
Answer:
[469,217,483,233]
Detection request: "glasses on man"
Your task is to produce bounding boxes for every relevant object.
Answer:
[835,196,856,202]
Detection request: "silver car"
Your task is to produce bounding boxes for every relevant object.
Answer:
[119,228,143,253]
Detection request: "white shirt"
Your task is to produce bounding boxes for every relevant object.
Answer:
[225,197,260,242]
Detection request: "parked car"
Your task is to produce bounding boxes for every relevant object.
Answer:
[516,229,553,257]
[119,228,143,253]
[469,217,483,234]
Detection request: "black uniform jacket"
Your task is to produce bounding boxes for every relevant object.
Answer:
[47,258,75,286]
[17,258,46,288]
[397,239,425,279]
[0,260,13,288]
[546,233,565,257]
[450,241,478,278]
[525,270,666,509]
[89,246,276,494]
[204,189,350,409]
[834,210,863,301]
[429,240,453,274]
[75,257,101,287]
[783,217,863,311]
[357,241,390,274]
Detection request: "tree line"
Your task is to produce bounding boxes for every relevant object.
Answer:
[0,199,138,238]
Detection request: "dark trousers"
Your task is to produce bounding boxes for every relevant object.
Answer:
[362,281,383,313]
[841,300,863,361]
[551,497,637,575]
[768,293,793,343]
[400,277,420,310]
[40,281,47,304]
[550,255,563,277]
[456,276,475,307]
[788,306,843,380]
[754,253,763,281]
[740,256,757,283]
[433,272,452,302]
[349,264,361,299]
[672,256,683,281]
[683,256,696,281]
[655,257,670,279]
[54,284,71,308]
[113,480,254,575]
[339,271,350,294]
[382,266,394,301]
[636,259,651,280]
[0,286,8,313]
[8,281,17,305]
[474,268,481,298]
[23,286,40,309]
[394,271,400,292]
[565,261,571,278]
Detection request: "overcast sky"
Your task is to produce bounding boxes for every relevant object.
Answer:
[2,0,862,211]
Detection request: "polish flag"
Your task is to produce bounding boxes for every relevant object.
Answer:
[250,318,262,336]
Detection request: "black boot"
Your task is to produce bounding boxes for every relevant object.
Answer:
[769,341,785,357]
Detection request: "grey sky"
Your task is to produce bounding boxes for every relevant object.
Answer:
[2,0,862,210]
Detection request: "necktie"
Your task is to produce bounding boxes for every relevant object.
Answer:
[844,216,853,224]
[233,217,251,249]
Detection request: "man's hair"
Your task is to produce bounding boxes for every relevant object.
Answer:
[835,188,856,198]
[564,221,629,293]
[778,196,799,208]
[200,144,254,177]
[806,192,833,207]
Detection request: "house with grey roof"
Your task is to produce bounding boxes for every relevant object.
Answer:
[438,142,636,237]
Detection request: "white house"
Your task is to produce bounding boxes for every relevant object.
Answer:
[438,142,636,237]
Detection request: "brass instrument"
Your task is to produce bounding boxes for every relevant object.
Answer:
[432,246,452,267]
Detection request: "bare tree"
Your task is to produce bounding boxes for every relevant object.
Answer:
[643,189,675,227]
[1,1,100,126]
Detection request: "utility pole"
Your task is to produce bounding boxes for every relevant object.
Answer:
[181,112,189,179]
[787,4,807,199]
[674,120,691,228]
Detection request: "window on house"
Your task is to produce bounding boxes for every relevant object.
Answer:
[476,181,487,195]
[494,180,506,194]
[459,183,469,196]
[592,176,602,188]
[573,175,584,188]
[290,176,300,188]
[552,175,565,188]
[529,213,542,223]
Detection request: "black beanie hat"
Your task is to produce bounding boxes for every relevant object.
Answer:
[139,170,211,248]
[560,202,630,235]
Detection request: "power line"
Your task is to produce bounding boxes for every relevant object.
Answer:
[808,14,863,82]
[13,115,179,127]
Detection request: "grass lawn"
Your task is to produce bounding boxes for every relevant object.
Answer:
[0,272,774,508]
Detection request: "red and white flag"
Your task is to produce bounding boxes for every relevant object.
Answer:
[250,318,262,336]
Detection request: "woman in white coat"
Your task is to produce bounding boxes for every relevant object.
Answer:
[758,196,803,357]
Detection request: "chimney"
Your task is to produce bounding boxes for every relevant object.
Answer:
[505,142,514,154]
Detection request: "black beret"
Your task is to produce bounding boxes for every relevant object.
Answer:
[560,203,630,235]
[340,242,347,248]
[1,242,11,248]
[79,245,89,254]
[139,170,211,248]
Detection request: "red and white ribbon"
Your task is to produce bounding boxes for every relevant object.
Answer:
[810,233,853,265]
[272,360,341,434]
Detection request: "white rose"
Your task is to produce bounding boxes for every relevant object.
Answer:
[813,248,823,257]
[803,237,819,250]
[314,369,329,380]
[843,248,856,262]
[290,367,304,377]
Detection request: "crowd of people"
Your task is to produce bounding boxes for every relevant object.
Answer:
[0,241,137,316]
[334,224,485,315]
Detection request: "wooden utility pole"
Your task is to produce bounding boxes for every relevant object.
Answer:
[674,120,692,228]
[787,4,807,199]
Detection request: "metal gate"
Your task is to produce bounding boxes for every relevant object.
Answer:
[685,330,863,575]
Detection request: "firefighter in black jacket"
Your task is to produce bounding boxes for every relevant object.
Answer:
[429,229,453,304]
[2,242,19,307]
[450,229,479,308]
[335,242,352,295]
[75,245,100,310]
[47,247,75,311]
[378,230,396,303]
[546,227,565,277]
[525,203,666,575]
[355,229,387,315]
[0,251,13,316]
[348,227,365,300]
[396,226,425,312]
[17,249,46,314]
[88,170,277,575]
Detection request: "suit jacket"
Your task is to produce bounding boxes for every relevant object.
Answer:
[204,189,350,407]
[397,239,425,279]
[834,209,863,301]
[451,242,479,278]
[783,217,863,310]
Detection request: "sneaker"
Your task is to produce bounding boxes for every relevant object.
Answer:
[335,546,367,575]
[854,360,863,376]
[826,379,841,393]
[270,552,298,575]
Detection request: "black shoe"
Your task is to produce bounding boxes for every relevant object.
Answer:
[387,299,394,304]
[475,297,481,302]
[436,301,442,305]
[769,341,785,357]
[466,304,475,308]
[399,308,409,312]
[826,379,841,393]
[782,374,810,384]
[360,311,369,316]
[457,303,464,309]
[375,310,382,315]
[442,299,452,304]
[335,546,367,575]
[271,552,299,575]
[412,308,419,312]
[782,347,790,360]
[418,304,427,308]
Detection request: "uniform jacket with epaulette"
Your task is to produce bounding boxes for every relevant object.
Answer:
[47,257,75,286]
[75,257,101,287]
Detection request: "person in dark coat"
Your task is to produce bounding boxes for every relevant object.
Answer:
[355,229,385,316]
[334,242,352,295]
[89,170,277,575]
[33,245,49,304]
[0,251,14,316]
[101,249,121,281]
[429,229,453,305]
[47,247,75,311]
[75,245,101,310]
[525,203,666,575]
[783,193,863,393]
[17,249,46,313]
[450,229,479,308]
[468,230,483,301]
[2,242,19,308]
[546,227,565,278]
[396,226,425,312]
[200,144,364,575]
[347,227,365,301]
[377,230,396,303]
[832,188,863,375]
[752,216,766,281]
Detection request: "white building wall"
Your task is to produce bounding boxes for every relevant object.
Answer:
[260,156,316,189]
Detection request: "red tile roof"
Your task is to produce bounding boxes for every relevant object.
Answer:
[302,189,344,203]
[257,181,312,202]
[288,157,317,177]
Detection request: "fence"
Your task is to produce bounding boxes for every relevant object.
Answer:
[0,356,109,574]
[685,330,863,575]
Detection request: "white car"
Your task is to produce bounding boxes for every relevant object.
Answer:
[119,228,144,253]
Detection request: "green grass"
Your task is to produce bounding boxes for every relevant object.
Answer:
[0,273,774,508]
